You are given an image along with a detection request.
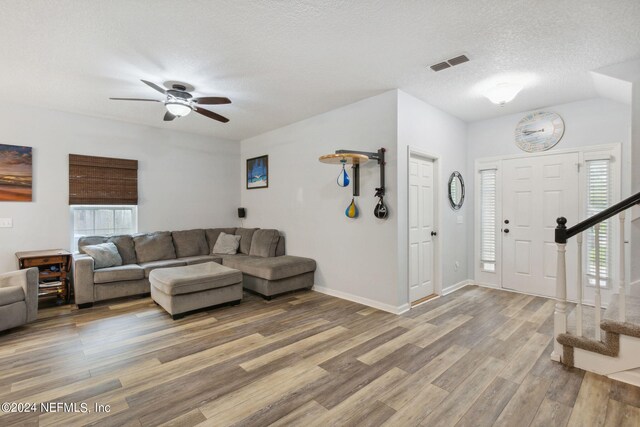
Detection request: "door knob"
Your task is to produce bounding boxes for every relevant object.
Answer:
[504,228,510,234]
[504,219,510,224]
[431,231,437,237]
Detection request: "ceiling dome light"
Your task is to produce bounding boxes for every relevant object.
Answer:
[484,83,523,106]
[165,101,192,117]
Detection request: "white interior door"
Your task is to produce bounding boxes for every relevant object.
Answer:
[502,152,579,297]
[409,154,436,302]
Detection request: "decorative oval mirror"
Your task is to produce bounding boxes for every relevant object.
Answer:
[448,171,465,210]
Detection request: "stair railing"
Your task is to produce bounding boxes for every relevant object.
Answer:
[552,191,640,362]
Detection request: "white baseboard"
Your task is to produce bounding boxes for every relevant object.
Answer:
[608,368,640,387]
[630,280,640,297]
[312,285,410,315]
[472,280,499,289]
[442,280,472,296]
[472,280,612,308]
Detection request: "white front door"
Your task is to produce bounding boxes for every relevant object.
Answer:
[409,154,436,302]
[502,152,579,297]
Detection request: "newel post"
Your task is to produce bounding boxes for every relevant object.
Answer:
[619,212,626,321]
[553,217,568,362]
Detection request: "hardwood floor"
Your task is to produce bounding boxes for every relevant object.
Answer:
[0,285,638,426]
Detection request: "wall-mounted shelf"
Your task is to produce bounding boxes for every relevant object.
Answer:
[318,148,388,219]
[319,148,385,197]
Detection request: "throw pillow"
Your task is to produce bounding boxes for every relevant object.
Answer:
[82,242,123,269]
[212,232,241,255]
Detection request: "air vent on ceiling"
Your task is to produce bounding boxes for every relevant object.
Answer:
[429,54,470,72]
[430,62,451,72]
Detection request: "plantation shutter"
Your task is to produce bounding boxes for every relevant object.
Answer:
[586,159,610,284]
[480,169,497,272]
[69,154,138,205]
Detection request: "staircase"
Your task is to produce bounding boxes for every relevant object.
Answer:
[553,192,640,386]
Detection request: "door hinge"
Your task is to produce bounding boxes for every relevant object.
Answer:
[576,162,582,172]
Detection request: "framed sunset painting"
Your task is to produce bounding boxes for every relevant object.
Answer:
[246,155,268,189]
[0,144,33,202]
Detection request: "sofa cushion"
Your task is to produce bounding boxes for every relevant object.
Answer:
[79,235,137,265]
[133,232,177,264]
[235,228,258,255]
[139,259,187,278]
[178,255,222,265]
[217,253,249,263]
[275,235,286,257]
[94,264,145,284]
[82,242,123,269]
[205,228,237,252]
[150,262,242,296]
[212,232,241,255]
[0,286,25,305]
[172,229,208,258]
[249,229,280,258]
[110,235,137,265]
[222,255,316,281]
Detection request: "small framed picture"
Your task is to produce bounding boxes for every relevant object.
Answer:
[246,155,268,189]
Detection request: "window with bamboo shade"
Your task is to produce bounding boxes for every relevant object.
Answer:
[68,154,138,205]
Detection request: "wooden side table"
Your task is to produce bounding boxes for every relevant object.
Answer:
[16,249,72,305]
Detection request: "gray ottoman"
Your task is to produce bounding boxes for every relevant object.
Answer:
[150,262,242,320]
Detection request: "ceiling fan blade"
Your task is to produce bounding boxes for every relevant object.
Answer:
[109,97,160,102]
[193,97,232,105]
[194,107,229,123]
[141,79,167,95]
[163,111,176,121]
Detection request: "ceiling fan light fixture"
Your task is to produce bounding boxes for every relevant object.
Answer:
[484,83,523,106]
[165,101,192,117]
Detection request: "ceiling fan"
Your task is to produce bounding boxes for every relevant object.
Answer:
[110,80,231,123]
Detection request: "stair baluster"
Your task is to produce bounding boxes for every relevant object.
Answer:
[576,232,583,337]
[595,224,602,341]
[553,234,568,362]
[554,191,640,369]
[619,212,626,321]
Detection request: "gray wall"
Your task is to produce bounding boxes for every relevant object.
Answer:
[0,103,240,272]
[466,97,632,282]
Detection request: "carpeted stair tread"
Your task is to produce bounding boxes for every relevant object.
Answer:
[558,295,640,365]
[557,330,619,357]
[559,304,617,360]
[565,304,603,341]
[602,294,640,338]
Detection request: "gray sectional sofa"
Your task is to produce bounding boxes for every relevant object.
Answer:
[72,227,316,308]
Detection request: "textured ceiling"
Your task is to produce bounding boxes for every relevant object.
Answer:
[1,0,639,140]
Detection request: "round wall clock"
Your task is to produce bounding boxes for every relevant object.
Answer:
[514,111,565,152]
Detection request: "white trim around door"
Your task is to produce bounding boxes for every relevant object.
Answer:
[474,143,623,303]
[407,148,441,307]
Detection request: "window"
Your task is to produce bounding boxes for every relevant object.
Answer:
[71,205,137,252]
[68,154,139,252]
[586,159,611,287]
[68,154,138,205]
[480,169,497,272]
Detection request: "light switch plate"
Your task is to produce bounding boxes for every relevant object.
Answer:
[457,215,464,224]
[0,218,12,228]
